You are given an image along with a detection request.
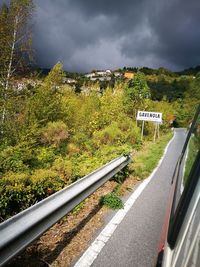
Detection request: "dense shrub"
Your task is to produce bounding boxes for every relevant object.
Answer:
[0,170,65,221]
[0,147,26,174]
[0,172,33,220]
[70,152,102,180]
[71,132,93,152]
[118,119,141,145]
[93,120,140,149]
[0,143,34,174]
[93,123,125,147]
[35,146,56,168]
[52,157,72,183]
[30,169,64,200]
[40,121,69,147]
[67,143,80,155]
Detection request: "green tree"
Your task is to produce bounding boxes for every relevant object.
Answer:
[27,63,65,126]
[124,72,150,116]
[44,62,65,89]
[0,0,34,85]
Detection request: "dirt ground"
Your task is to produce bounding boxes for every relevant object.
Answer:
[6,175,138,267]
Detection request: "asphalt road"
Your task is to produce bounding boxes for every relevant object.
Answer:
[91,129,187,267]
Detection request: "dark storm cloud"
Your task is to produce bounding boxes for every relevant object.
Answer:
[145,0,200,68]
[33,0,200,72]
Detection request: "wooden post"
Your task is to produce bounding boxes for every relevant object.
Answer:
[141,120,144,141]
[157,123,160,139]
[154,122,157,143]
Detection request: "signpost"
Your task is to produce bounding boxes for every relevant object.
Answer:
[136,111,162,141]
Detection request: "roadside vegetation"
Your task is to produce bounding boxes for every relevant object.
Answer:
[131,132,173,179]
[100,192,124,210]
[0,1,200,221]
[1,62,199,220]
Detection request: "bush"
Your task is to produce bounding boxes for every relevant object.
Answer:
[93,120,140,149]
[52,157,72,183]
[0,143,33,174]
[70,152,102,181]
[0,169,65,221]
[67,143,80,155]
[118,119,141,146]
[40,121,69,147]
[0,172,33,220]
[100,193,124,209]
[93,123,126,148]
[71,132,93,152]
[30,169,64,200]
[35,147,56,168]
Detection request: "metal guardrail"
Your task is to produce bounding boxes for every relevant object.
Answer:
[0,155,131,266]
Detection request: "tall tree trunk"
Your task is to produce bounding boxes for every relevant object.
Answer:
[5,17,18,90]
[1,16,18,127]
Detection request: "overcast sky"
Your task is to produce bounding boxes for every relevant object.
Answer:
[32,0,200,72]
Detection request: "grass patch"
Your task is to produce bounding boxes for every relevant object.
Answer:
[131,131,173,179]
[100,192,124,209]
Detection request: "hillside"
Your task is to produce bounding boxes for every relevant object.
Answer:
[0,62,200,221]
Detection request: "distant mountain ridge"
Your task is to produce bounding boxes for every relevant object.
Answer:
[176,65,200,75]
[35,65,200,77]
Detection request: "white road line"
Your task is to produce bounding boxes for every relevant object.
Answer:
[73,131,176,267]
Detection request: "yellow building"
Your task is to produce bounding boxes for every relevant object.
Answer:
[124,72,134,79]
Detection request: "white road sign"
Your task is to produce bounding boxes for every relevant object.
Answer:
[137,111,162,123]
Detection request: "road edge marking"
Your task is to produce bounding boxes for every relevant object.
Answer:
[73,131,176,267]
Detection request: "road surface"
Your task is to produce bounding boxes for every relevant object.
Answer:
[76,129,187,267]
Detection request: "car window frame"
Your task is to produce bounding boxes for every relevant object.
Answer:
[167,105,200,249]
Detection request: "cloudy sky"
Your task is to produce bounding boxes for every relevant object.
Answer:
[32,0,200,72]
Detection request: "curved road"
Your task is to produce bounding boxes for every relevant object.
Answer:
[75,129,187,267]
